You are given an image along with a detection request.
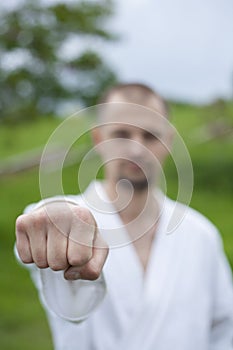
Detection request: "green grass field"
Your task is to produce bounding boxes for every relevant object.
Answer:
[0,102,232,349]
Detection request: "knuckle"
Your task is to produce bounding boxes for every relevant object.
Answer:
[48,261,67,271]
[84,263,101,281]
[73,206,94,226]
[94,234,109,253]
[16,242,32,263]
[16,215,27,232]
[16,212,48,239]
[68,253,91,267]
[34,254,48,269]
[29,210,48,231]
[49,264,60,271]
[19,254,33,264]
[36,260,49,269]
[16,238,24,251]
[100,241,109,252]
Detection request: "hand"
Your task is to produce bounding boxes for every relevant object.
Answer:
[15,202,109,281]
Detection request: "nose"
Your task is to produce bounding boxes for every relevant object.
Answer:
[128,136,145,158]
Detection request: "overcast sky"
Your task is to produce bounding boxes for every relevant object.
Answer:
[3,0,233,104]
[103,0,233,103]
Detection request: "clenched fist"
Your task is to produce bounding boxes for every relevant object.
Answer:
[15,201,108,281]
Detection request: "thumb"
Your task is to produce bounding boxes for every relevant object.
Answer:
[64,265,81,280]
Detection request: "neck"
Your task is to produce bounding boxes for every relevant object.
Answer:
[104,179,161,272]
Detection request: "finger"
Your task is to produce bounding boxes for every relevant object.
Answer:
[65,231,109,281]
[19,211,50,268]
[66,207,96,267]
[47,227,69,271]
[15,215,33,264]
[26,221,48,269]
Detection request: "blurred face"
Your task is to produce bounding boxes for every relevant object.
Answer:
[93,97,172,191]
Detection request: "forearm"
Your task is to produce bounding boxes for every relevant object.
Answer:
[15,243,107,322]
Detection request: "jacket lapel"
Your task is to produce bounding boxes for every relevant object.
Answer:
[84,182,188,349]
[117,197,189,349]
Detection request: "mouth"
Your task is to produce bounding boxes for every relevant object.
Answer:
[123,160,148,175]
[127,161,143,170]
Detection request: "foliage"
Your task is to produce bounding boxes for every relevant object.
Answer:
[0,0,118,122]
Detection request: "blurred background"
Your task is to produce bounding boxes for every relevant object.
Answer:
[0,0,232,349]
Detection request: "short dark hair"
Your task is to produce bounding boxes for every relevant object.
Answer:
[99,82,169,117]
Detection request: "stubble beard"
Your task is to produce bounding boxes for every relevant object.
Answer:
[117,176,150,192]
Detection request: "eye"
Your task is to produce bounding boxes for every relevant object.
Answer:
[143,131,160,142]
[111,129,131,139]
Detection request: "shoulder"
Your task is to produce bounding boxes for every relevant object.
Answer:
[23,181,103,214]
[164,196,221,247]
[23,194,83,214]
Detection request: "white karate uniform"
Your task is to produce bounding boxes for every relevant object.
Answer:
[16,181,233,350]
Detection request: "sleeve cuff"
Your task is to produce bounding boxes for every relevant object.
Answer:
[39,268,107,322]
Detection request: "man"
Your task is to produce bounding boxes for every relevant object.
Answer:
[15,83,233,350]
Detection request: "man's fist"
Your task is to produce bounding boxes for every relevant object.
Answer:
[15,202,108,281]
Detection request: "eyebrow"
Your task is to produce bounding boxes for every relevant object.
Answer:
[110,129,130,136]
[109,128,163,139]
[145,130,162,137]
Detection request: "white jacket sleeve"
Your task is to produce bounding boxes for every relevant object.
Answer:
[39,268,106,322]
[209,232,233,350]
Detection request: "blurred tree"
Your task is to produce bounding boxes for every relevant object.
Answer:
[0,0,118,122]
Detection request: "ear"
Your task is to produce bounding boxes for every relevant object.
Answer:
[160,124,175,161]
[91,127,103,147]
[166,125,175,151]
